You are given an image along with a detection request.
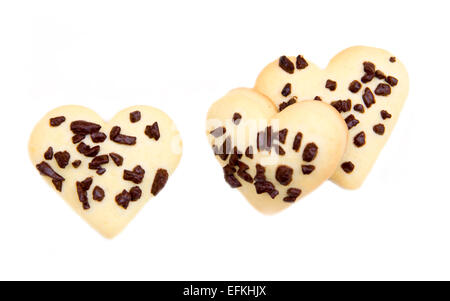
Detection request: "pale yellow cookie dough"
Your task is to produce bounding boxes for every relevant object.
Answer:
[29,105,182,238]
[255,46,409,189]
[206,88,348,214]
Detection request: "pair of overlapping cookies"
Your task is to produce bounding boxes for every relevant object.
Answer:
[206,46,409,214]
[29,46,408,238]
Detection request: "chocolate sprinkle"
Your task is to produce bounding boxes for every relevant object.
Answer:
[275,165,293,186]
[373,124,385,135]
[245,146,254,159]
[232,113,242,125]
[223,164,241,188]
[88,155,109,170]
[70,121,101,135]
[77,142,100,157]
[331,99,352,113]
[72,160,81,168]
[345,114,360,129]
[151,168,169,196]
[254,164,278,199]
[301,165,315,175]
[278,129,288,144]
[50,116,66,127]
[363,62,376,74]
[144,122,160,141]
[130,186,142,201]
[302,143,318,162]
[348,80,362,93]
[96,168,106,175]
[281,83,292,97]
[115,190,132,209]
[279,96,297,112]
[109,152,123,166]
[325,80,337,91]
[353,104,365,113]
[130,111,141,123]
[110,126,137,145]
[283,188,302,203]
[123,165,145,184]
[375,83,391,96]
[361,73,375,83]
[54,151,70,168]
[353,131,366,147]
[93,186,105,201]
[91,132,107,143]
[341,161,355,173]
[386,76,398,87]
[210,127,226,138]
[362,88,375,108]
[380,110,392,120]
[279,56,295,74]
[72,134,85,144]
[219,136,231,161]
[292,132,303,152]
[36,162,65,191]
[44,147,53,160]
[76,177,93,209]
[296,55,308,69]
[52,180,62,192]
[375,70,386,79]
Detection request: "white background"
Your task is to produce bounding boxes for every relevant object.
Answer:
[0,0,449,281]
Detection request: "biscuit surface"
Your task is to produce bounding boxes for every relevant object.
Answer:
[255,46,409,189]
[207,88,347,214]
[29,105,182,238]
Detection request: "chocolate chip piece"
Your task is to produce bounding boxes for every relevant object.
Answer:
[72,134,85,144]
[91,132,107,143]
[314,96,322,101]
[325,80,337,91]
[109,153,123,166]
[210,127,226,138]
[375,83,391,96]
[232,113,242,125]
[219,136,231,161]
[110,126,137,145]
[54,151,70,168]
[151,169,169,196]
[292,132,303,152]
[348,80,362,93]
[330,99,352,113]
[76,177,93,210]
[274,144,285,156]
[341,161,355,173]
[281,83,291,97]
[96,168,105,175]
[278,96,297,112]
[130,111,141,123]
[237,169,253,183]
[115,189,132,209]
[275,165,294,186]
[363,61,376,74]
[389,57,396,63]
[36,162,65,191]
[70,121,101,135]
[302,143,318,162]
[245,146,253,159]
[380,110,392,120]
[362,88,375,108]
[345,114,360,129]
[223,164,241,188]
[296,55,308,69]
[353,131,366,147]
[50,116,66,127]
[375,70,386,79]
[44,147,53,160]
[257,126,274,152]
[386,76,398,87]
[278,129,288,144]
[88,155,109,170]
[144,122,160,141]
[72,160,81,168]
[283,188,302,203]
[123,165,145,184]
[373,124,385,135]
[130,186,142,201]
[301,165,315,175]
[80,177,93,191]
[77,142,100,157]
[353,104,365,113]
[254,164,278,199]
[361,73,375,83]
[279,56,295,74]
[92,186,105,201]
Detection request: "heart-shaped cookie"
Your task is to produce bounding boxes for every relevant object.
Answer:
[29,105,182,238]
[206,88,348,214]
[255,46,409,189]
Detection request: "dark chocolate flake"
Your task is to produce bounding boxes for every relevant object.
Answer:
[110,126,137,145]
[301,165,315,175]
[91,132,107,143]
[92,186,105,201]
[386,76,398,87]
[341,161,355,173]
[292,132,303,152]
[362,88,376,108]
[296,55,308,69]
[348,80,362,93]
[77,142,100,157]
[389,57,396,63]
[70,120,101,135]
[72,134,85,144]
[115,190,132,209]
[130,111,141,123]
[72,160,81,168]
[144,122,160,141]
[88,155,109,170]
[283,188,302,203]
[345,114,360,129]
[380,110,392,120]
[375,70,386,79]
[302,143,318,162]
[331,99,352,113]
[353,131,366,147]
[50,116,66,127]
[123,165,145,184]
[278,96,297,112]
[363,61,376,75]
[54,151,70,168]
[314,96,322,101]
[353,104,365,113]
[245,146,254,159]
[281,83,291,97]
[232,113,242,125]
[279,56,295,74]
[325,79,337,91]
[109,152,123,166]
[36,162,65,191]
[276,165,293,186]
[373,124,385,135]
[44,147,53,160]
[151,169,169,196]
[361,73,374,83]
[130,186,142,201]
[76,177,93,210]
[375,83,391,96]
[278,129,288,144]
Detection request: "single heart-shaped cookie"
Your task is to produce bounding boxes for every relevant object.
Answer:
[255,46,409,189]
[206,88,347,214]
[29,105,182,238]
